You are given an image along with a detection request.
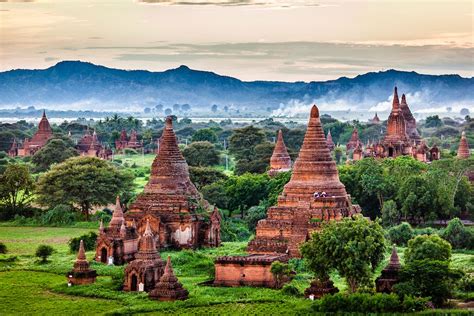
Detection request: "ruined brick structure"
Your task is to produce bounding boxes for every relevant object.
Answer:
[326,130,335,151]
[376,246,401,293]
[124,116,221,249]
[123,220,164,292]
[95,196,139,265]
[346,127,360,151]
[248,105,361,258]
[149,256,188,301]
[268,130,292,176]
[115,129,143,153]
[9,111,53,157]
[457,131,471,159]
[304,278,339,299]
[77,129,112,160]
[370,112,381,124]
[67,240,97,285]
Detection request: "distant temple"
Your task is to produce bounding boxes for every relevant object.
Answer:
[376,246,401,293]
[9,111,53,157]
[115,129,143,152]
[67,240,97,285]
[457,131,471,159]
[369,112,381,124]
[77,129,113,160]
[213,105,361,288]
[268,130,292,176]
[346,127,361,151]
[326,130,335,151]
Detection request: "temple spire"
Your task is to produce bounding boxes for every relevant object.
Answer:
[457,131,470,159]
[268,130,291,175]
[392,87,400,110]
[77,240,86,261]
[388,245,401,269]
[110,195,124,227]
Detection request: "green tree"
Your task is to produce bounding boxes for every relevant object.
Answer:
[229,126,265,161]
[201,181,229,211]
[182,141,220,167]
[404,234,451,263]
[387,222,414,246]
[425,115,442,128]
[36,157,134,220]
[35,244,54,263]
[440,218,473,250]
[225,173,269,217]
[189,166,227,189]
[191,128,218,143]
[397,175,435,223]
[301,216,386,292]
[381,200,400,227]
[0,163,35,219]
[32,138,79,171]
[234,141,274,175]
[270,261,292,288]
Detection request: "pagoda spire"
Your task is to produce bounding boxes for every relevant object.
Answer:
[326,130,335,151]
[392,87,400,110]
[457,131,470,159]
[109,195,124,228]
[268,130,292,175]
[149,256,188,300]
[388,245,401,270]
[77,240,87,261]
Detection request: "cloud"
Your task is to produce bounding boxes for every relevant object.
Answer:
[137,0,320,8]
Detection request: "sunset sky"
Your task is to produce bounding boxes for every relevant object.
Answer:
[0,0,473,81]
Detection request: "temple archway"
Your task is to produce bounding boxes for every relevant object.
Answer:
[131,274,138,291]
[100,248,107,263]
[388,147,394,157]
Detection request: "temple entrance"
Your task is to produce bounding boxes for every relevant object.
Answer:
[131,275,138,291]
[100,248,107,263]
[388,147,394,157]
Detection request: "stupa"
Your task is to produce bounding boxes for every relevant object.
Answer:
[400,94,421,144]
[116,129,143,152]
[124,220,165,292]
[149,256,189,301]
[304,278,339,299]
[326,130,335,151]
[268,130,292,176]
[370,112,381,124]
[124,116,221,249]
[376,246,401,293]
[13,110,53,156]
[346,127,360,151]
[457,131,470,159]
[95,196,139,265]
[248,105,361,257]
[67,240,97,285]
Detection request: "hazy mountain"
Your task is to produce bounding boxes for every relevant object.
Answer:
[0,61,472,114]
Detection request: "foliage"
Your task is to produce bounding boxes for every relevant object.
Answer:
[387,222,414,246]
[397,175,436,223]
[425,115,443,128]
[35,245,54,263]
[404,234,452,263]
[229,126,270,175]
[381,199,399,227]
[201,181,230,210]
[31,138,78,172]
[191,128,218,143]
[301,216,386,292]
[244,204,267,232]
[183,141,220,167]
[0,242,6,254]
[0,163,35,220]
[39,204,78,226]
[219,217,251,242]
[36,157,134,220]
[312,292,428,313]
[270,261,292,288]
[281,284,300,296]
[266,171,291,206]
[68,232,98,253]
[223,173,269,217]
[189,167,227,189]
[440,218,474,250]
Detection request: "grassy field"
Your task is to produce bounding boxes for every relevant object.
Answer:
[0,225,472,315]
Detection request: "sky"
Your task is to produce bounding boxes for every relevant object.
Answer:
[0,0,473,82]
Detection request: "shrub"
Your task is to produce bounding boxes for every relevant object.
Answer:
[413,226,439,236]
[35,244,54,263]
[92,210,112,224]
[270,261,292,288]
[405,234,451,263]
[220,218,251,242]
[39,204,78,226]
[312,292,427,313]
[123,148,138,155]
[381,200,400,227]
[68,232,98,253]
[244,204,267,232]
[0,242,7,254]
[387,222,414,246]
[440,218,474,250]
[281,284,300,296]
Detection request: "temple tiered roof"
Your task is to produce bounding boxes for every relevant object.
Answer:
[400,94,421,143]
[346,127,360,150]
[149,256,188,301]
[383,87,409,144]
[268,130,292,175]
[67,240,97,285]
[457,131,470,159]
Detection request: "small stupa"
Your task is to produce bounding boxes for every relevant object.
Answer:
[326,130,335,151]
[375,245,401,293]
[67,240,97,285]
[457,131,471,159]
[149,256,188,301]
[346,127,361,151]
[304,277,339,299]
[268,130,292,176]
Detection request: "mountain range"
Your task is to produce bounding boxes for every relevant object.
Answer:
[0,61,473,115]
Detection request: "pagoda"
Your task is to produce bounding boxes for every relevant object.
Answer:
[8,139,18,157]
[15,110,53,156]
[248,105,361,257]
[67,240,97,285]
[124,220,165,292]
[382,87,409,158]
[124,116,221,249]
[268,130,292,176]
[326,130,335,151]
[376,246,401,293]
[95,196,139,265]
[149,256,189,301]
[457,131,471,159]
[400,94,421,144]
[370,112,381,124]
[346,127,360,151]
[115,129,143,152]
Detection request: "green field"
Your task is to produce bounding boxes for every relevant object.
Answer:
[0,226,472,315]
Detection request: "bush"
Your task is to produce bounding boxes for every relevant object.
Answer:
[387,222,414,246]
[123,148,138,155]
[39,204,78,226]
[0,242,7,254]
[35,244,54,263]
[440,218,474,250]
[405,234,451,263]
[281,284,300,296]
[244,204,267,232]
[381,200,399,227]
[413,226,439,236]
[220,218,251,242]
[312,292,427,313]
[92,210,112,224]
[270,261,292,288]
[68,232,98,253]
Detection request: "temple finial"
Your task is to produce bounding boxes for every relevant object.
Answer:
[310,104,319,118]
[77,240,86,261]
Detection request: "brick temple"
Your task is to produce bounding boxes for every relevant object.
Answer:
[77,129,112,160]
[457,131,471,159]
[268,130,292,176]
[115,129,143,153]
[124,116,221,249]
[214,105,360,288]
[326,130,335,151]
[9,110,53,157]
[346,127,361,151]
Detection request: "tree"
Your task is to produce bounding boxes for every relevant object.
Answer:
[0,163,35,219]
[387,222,414,246]
[234,142,274,175]
[35,245,54,263]
[404,234,451,263]
[381,200,400,227]
[229,126,265,160]
[189,166,227,189]
[301,216,386,293]
[440,218,473,250]
[397,175,435,223]
[425,115,442,128]
[36,157,134,220]
[32,138,79,171]
[224,173,269,217]
[201,181,230,211]
[191,129,218,143]
[270,261,292,288]
[182,141,220,167]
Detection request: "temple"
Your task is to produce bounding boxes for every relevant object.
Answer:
[346,127,360,151]
[123,220,164,292]
[268,130,292,176]
[369,112,381,124]
[124,116,221,249]
[326,130,335,151]
[9,111,53,157]
[214,105,361,288]
[95,196,139,265]
[77,130,112,160]
[376,246,401,293]
[149,256,189,301]
[115,129,143,153]
[457,131,471,159]
[67,240,97,285]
